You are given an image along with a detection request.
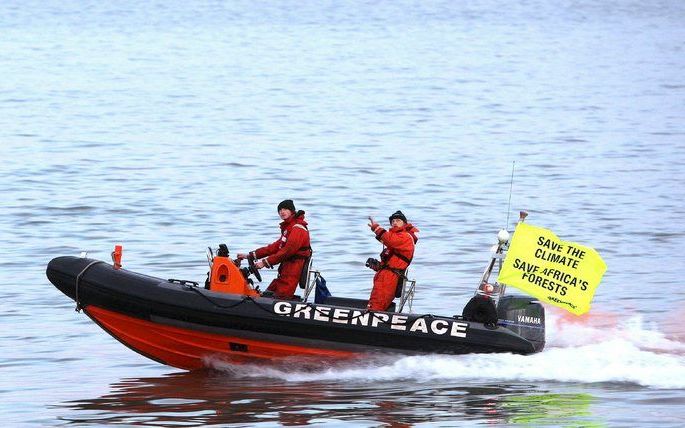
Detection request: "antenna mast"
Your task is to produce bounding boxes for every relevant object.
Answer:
[505,161,515,230]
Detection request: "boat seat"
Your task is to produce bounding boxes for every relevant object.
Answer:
[322,296,395,312]
[299,257,313,289]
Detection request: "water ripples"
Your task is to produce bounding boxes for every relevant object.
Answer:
[2,0,685,425]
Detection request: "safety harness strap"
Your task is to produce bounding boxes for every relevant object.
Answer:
[381,266,407,278]
[391,252,412,264]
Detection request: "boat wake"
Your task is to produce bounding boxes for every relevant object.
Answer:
[208,310,685,389]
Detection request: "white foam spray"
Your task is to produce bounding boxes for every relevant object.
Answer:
[209,311,685,389]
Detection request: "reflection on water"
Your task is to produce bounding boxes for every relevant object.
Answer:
[502,393,598,426]
[57,371,602,426]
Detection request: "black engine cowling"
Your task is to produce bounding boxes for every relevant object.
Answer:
[497,295,545,352]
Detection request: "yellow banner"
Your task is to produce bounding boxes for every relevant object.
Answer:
[497,223,606,315]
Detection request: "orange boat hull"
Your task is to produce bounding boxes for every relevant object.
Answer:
[86,306,357,370]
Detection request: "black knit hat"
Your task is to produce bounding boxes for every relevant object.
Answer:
[389,210,407,223]
[277,199,296,213]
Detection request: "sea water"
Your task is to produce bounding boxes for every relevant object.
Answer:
[1,0,684,426]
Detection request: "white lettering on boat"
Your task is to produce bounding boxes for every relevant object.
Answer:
[371,313,389,327]
[332,308,350,324]
[450,322,468,338]
[292,303,312,319]
[272,302,469,339]
[313,306,331,322]
[517,315,541,324]
[350,310,370,326]
[409,318,428,333]
[273,301,291,314]
[390,315,408,331]
[431,320,449,335]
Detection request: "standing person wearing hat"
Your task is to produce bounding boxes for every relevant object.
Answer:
[237,200,311,299]
[366,210,419,311]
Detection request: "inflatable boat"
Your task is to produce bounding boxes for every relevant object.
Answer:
[46,229,545,370]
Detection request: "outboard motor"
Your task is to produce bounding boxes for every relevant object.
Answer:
[497,295,545,352]
[463,212,545,351]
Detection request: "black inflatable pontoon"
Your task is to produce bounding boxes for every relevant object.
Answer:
[46,231,545,370]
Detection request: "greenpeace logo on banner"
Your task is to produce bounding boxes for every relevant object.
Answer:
[497,223,606,315]
[273,301,469,338]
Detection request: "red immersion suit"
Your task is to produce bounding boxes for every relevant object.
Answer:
[368,223,419,311]
[252,211,311,299]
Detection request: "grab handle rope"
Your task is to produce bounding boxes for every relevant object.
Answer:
[74,261,105,312]
[183,285,434,326]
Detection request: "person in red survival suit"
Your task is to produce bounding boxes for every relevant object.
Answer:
[237,200,311,300]
[366,210,419,311]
